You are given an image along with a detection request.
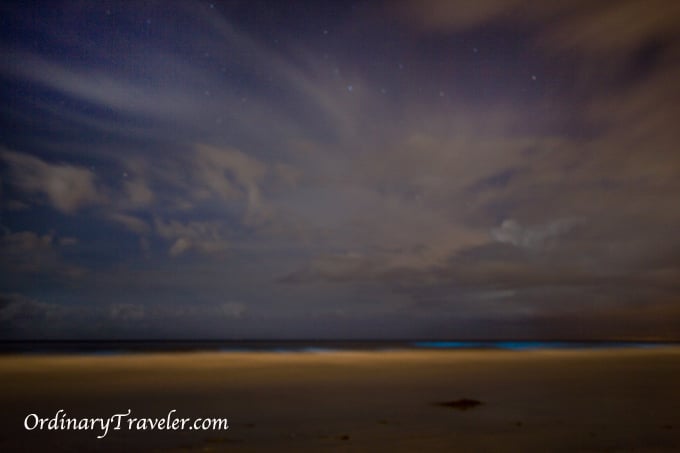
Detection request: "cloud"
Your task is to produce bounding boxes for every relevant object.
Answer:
[154,218,229,256]
[0,293,64,323]
[109,303,146,321]
[192,5,363,139]
[194,144,272,225]
[0,2,363,145]
[220,301,247,319]
[3,199,30,210]
[107,213,151,235]
[123,179,154,207]
[169,238,192,257]
[491,218,584,250]
[59,237,78,246]
[0,293,72,338]
[1,51,209,121]
[395,0,530,31]
[542,0,680,54]
[0,230,84,278]
[397,0,680,54]
[1,149,102,213]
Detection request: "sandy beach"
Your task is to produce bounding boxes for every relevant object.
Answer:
[1,348,679,452]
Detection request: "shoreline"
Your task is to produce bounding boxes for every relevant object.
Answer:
[2,348,679,451]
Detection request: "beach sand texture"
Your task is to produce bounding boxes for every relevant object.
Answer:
[1,348,679,452]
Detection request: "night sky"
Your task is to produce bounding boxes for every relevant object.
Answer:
[1,1,679,340]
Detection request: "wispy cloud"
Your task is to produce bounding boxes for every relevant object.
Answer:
[1,149,102,213]
[154,218,229,257]
[0,230,84,278]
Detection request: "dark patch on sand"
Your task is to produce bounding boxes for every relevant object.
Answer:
[434,398,483,410]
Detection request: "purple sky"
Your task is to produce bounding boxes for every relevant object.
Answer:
[1,1,679,339]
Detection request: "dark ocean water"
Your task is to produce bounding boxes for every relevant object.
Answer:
[0,340,677,355]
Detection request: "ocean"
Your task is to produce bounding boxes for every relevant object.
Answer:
[1,339,676,355]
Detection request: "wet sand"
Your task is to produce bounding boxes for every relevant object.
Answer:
[1,348,679,452]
